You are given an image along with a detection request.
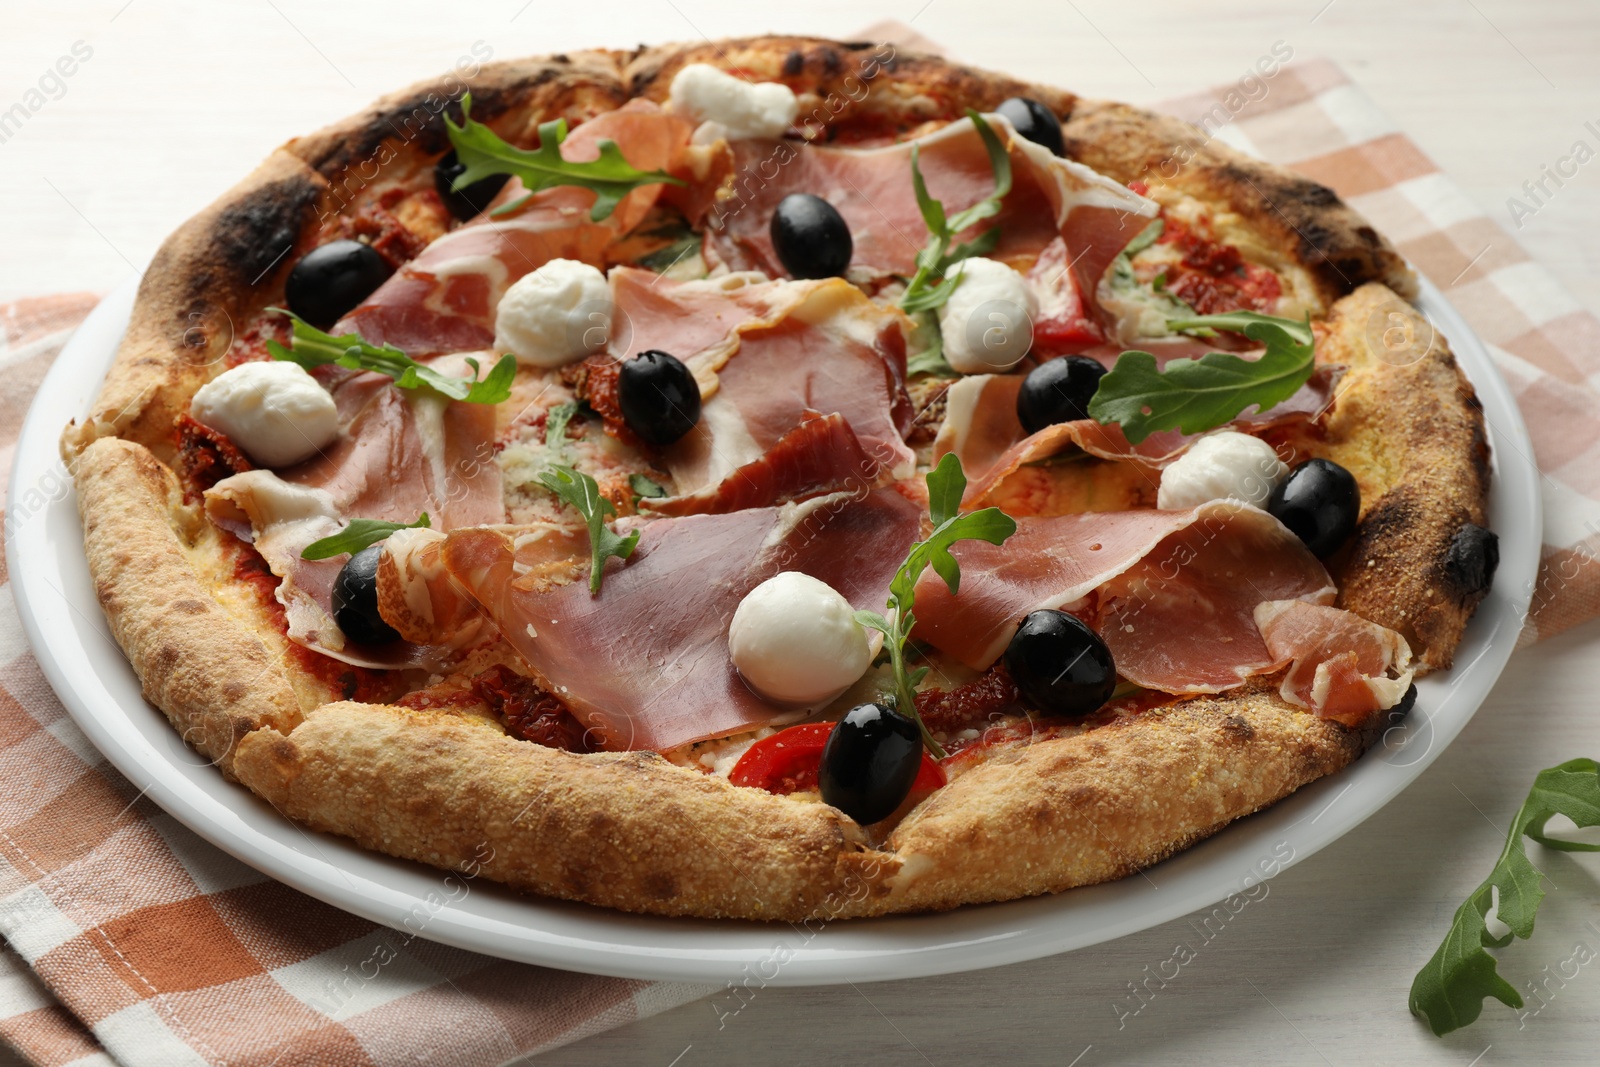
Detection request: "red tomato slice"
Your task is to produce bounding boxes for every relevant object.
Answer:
[728,722,947,795]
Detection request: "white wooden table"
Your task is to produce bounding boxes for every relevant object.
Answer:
[4,2,1600,1064]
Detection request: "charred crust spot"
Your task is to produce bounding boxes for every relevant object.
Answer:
[782,50,804,77]
[1218,714,1255,744]
[269,738,299,763]
[643,871,680,901]
[211,176,319,290]
[1444,523,1499,598]
[1390,682,1419,723]
[820,48,843,76]
[221,680,247,703]
[169,598,208,615]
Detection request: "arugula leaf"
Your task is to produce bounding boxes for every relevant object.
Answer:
[853,453,1016,756]
[536,464,640,594]
[301,513,430,561]
[898,111,1012,314]
[628,473,667,499]
[444,93,684,222]
[544,401,578,459]
[1086,311,1316,444]
[269,312,515,404]
[1411,759,1600,1035]
[904,311,958,378]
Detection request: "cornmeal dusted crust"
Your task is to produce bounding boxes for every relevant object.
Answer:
[64,35,1485,920]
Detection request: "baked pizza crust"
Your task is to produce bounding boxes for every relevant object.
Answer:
[64,35,1482,919]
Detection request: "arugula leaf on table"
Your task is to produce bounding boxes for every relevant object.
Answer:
[444,92,684,222]
[1086,310,1316,444]
[301,513,431,561]
[268,312,515,405]
[1411,758,1600,1035]
[536,464,640,595]
[853,453,1016,757]
[898,110,1012,314]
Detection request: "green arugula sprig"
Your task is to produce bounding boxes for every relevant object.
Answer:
[301,513,431,561]
[1087,310,1316,444]
[1411,759,1600,1035]
[444,93,684,221]
[898,111,1012,314]
[537,464,640,595]
[853,454,1017,757]
[269,312,515,405]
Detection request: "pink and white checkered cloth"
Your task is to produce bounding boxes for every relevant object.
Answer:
[3,31,1599,1067]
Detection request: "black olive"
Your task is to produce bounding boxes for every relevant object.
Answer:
[819,702,923,825]
[1003,609,1117,718]
[1444,523,1499,596]
[1016,356,1108,435]
[769,193,853,280]
[434,149,512,221]
[1267,458,1360,558]
[996,97,1064,157]
[618,349,702,446]
[332,544,399,645]
[284,240,393,330]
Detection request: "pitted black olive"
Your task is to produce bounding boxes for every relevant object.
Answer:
[770,193,853,280]
[819,702,923,825]
[1003,609,1117,718]
[1444,523,1499,596]
[1017,356,1109,435]
[996,97,1065,156]
[1267,459,1360,558]
[618,349,702,446]
[332,544,398,645]
[285,240,393,330]
[434,149,512,220]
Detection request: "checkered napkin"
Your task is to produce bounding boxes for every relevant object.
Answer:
[4,40,1600,1067]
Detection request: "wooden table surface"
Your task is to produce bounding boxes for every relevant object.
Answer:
[4,2,1600,1065]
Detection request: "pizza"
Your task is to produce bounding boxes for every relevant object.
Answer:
[61,36,1498,921]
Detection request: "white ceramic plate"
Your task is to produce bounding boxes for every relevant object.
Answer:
[9,275,1539,986]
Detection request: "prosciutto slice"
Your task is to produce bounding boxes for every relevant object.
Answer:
[205,358,504,668]
[706,114,1155,316]
[336,101,695,355]
[439,490,923,752]
[935,367,1338,507]
[606,268,916,512]
[911,502,1336,692]
[1255,600,1414,726]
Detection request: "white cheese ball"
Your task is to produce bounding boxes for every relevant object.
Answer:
[728,571,873,706]
[1157,431,1289,510]
[938,257,1040,374]
[668,63,798,140]
[190,361,339,469]
[494,259,612,368]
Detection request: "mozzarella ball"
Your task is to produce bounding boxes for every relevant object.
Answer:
[938,257,1040,374]
[190,361,339,469]
[1157,431,1289,510]
[728,571,873,706]
[668,63,798,140]
[494,259,613,368]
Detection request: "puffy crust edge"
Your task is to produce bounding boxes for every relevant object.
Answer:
[228,680,1380,920]
[1060,99,1417,310]
[1313,284,1492,669]
[72,438,304,778]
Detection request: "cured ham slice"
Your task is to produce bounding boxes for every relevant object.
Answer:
[336,101,695,355]
[205,358,504,668]
[935,367,1338,507]
[606,269,916,512]
[1255,600,1414,726]
[706,114,1155,317]
[911,502,1335,694]
[439,490,923,752]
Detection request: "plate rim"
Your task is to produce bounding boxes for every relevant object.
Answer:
[7,273,1541,986]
